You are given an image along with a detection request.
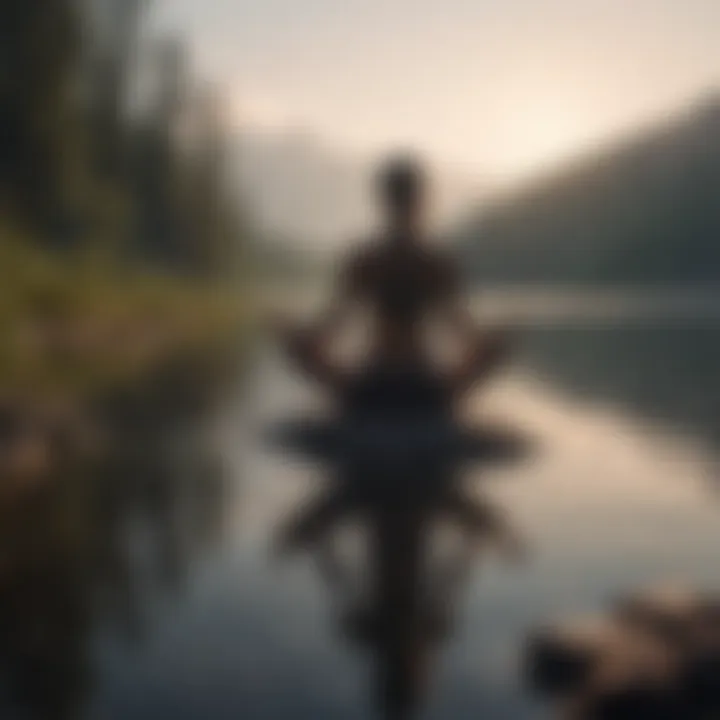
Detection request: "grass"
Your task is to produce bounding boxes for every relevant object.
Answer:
[0,228,246,405]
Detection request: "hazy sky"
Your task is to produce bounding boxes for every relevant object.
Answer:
[152,0,719,180]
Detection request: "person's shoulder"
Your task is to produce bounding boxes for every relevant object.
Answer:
[346,235,380,260]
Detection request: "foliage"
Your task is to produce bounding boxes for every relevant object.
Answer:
[0,223,244,401]
[0,0,245,275]
[456,98,720,285]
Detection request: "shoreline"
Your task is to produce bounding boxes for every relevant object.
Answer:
[0,333,246,496]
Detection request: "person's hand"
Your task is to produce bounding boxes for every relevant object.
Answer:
[463,326,511,371]
[483,327,512,360]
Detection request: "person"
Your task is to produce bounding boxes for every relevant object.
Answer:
[278,152,508,416]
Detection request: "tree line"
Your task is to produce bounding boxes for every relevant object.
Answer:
[1,0,245,277]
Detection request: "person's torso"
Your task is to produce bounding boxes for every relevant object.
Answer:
[355,240,451,330]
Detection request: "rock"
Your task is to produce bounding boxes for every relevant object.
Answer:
[574,680,681,720]
[525,620,609,696]
[615,586,703,646]
[680,644,720,710]
[525,586,720,719]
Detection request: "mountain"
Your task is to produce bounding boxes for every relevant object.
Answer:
[232,128,484,251]
[456,96,720,285]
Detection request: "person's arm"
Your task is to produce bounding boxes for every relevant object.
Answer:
[435,254,511,392]
[295,250,363,345]
[435,257,502,343]
[433,252,475,335]
[275,249,364,387]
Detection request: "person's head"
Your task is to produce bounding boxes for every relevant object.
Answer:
[376,153,428,234]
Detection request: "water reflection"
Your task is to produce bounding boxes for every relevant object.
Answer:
[270,414,535,719]
[0,406,229,720]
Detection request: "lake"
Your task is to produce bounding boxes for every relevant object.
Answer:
[2,291,720,720]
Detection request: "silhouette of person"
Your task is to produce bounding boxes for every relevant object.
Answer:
[278,153,508,414]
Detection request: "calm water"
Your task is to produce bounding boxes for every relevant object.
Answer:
[3,299,720,720]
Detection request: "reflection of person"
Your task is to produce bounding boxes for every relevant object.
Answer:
[278,153,508,411]
[274,485,526,720]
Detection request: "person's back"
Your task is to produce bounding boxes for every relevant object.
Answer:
[341,235,458,366]
[280,153,508,410]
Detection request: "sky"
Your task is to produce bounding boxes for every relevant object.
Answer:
[151,0,720,182]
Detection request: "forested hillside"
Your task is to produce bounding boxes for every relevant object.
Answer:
[457,98,720,285]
